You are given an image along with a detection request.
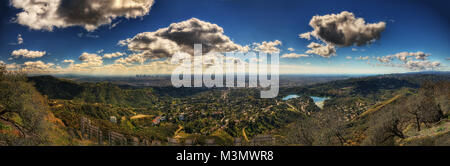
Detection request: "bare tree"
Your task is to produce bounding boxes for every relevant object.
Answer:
[363,104,405,145]
[284,117,317,145]
[313,109,348,146]
[405,82,444,131]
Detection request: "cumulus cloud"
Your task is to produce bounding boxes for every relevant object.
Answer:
[115,53,146,65]
[300,11,386,46]
[6,63,20,70]
[22,61,54,70]
[103,52,125,59]
[299,32,312,40]
[305,42,336,57]
[299,11,386,57]
[119,18,249,61]
[11,0,155,31]
[253,40,282,53]
[408,51,431,60]
[62,59,75,63]
[377,51,431,63]
[376,51,440,71]
[11,49,46,58]
[281,53,309,58]
[287,47,295,51]
[0,61,21,70]
[405,60,440,70]
[376,56,393,63]
[77,52,103,67]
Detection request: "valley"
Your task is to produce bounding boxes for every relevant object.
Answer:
[1,68,449,146]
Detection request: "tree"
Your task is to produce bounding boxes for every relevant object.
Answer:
[363,104,405,145]
[284,117,317,145]
[0,65,50,145]
[314,109,348,145]
[405,82,444,131]
[417,82,444,125]
[284,108,348,146]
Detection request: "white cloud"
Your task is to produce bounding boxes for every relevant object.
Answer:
[377,51,431,63]
[287,47,295,51]
[17,34,23,45]
[376,56,393,63]
[6,63,20,70]
[11,0,155,32]
[356,56,370,60]
[103,52,125,59]
[119,18,249,61]
[409,51,431,60]
[300,11,386,46]
[305,42,336,57]
[62,59,75,63]
[281,53,309,58]
[299,32,312,40]
[115,53,146,65]
[299,11,385,57]
[22,61,54,70]
[77,52,103,67]
[346,56,352,60]
[376,51,440,71]
[11,49,46,58]
[253,40,282,53]
[405,60,440,70]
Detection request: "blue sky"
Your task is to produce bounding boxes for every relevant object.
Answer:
[0,0,449,75]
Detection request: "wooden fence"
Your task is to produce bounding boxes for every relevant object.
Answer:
[81,117,275,146]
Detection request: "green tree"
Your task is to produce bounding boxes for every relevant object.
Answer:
[0,65,50,145]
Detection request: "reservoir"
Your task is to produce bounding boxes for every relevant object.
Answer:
[282,94,329,108]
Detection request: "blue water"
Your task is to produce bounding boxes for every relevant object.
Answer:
[282,94,300,101]
[310,96,328,103]
[282,94,328,103]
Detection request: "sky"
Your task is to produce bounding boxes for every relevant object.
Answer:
[0,0,449,75]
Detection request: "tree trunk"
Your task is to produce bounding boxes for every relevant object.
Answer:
[416,116,421,131]
[0,110,9,116]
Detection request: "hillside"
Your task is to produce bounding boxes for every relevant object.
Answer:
[2,71,449,146]
[28,76,159,108]
[278,80,449,146]
[280,73,450,98]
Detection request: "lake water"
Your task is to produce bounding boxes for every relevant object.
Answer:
[282,94,329,108]
[282,94,300,101]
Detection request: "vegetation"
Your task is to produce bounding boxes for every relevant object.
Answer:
[281,80,449,146]
[1,66,448,146]
[0,65,70,145]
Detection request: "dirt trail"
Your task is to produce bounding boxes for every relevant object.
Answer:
[174,125,183,136]
[242,127,249,142]
[130,114,151,120]
[0,117,27,137]
[286,103,299,112]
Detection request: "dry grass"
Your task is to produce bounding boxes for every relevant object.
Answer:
[130,114,152,120]
[359,95,401,117]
